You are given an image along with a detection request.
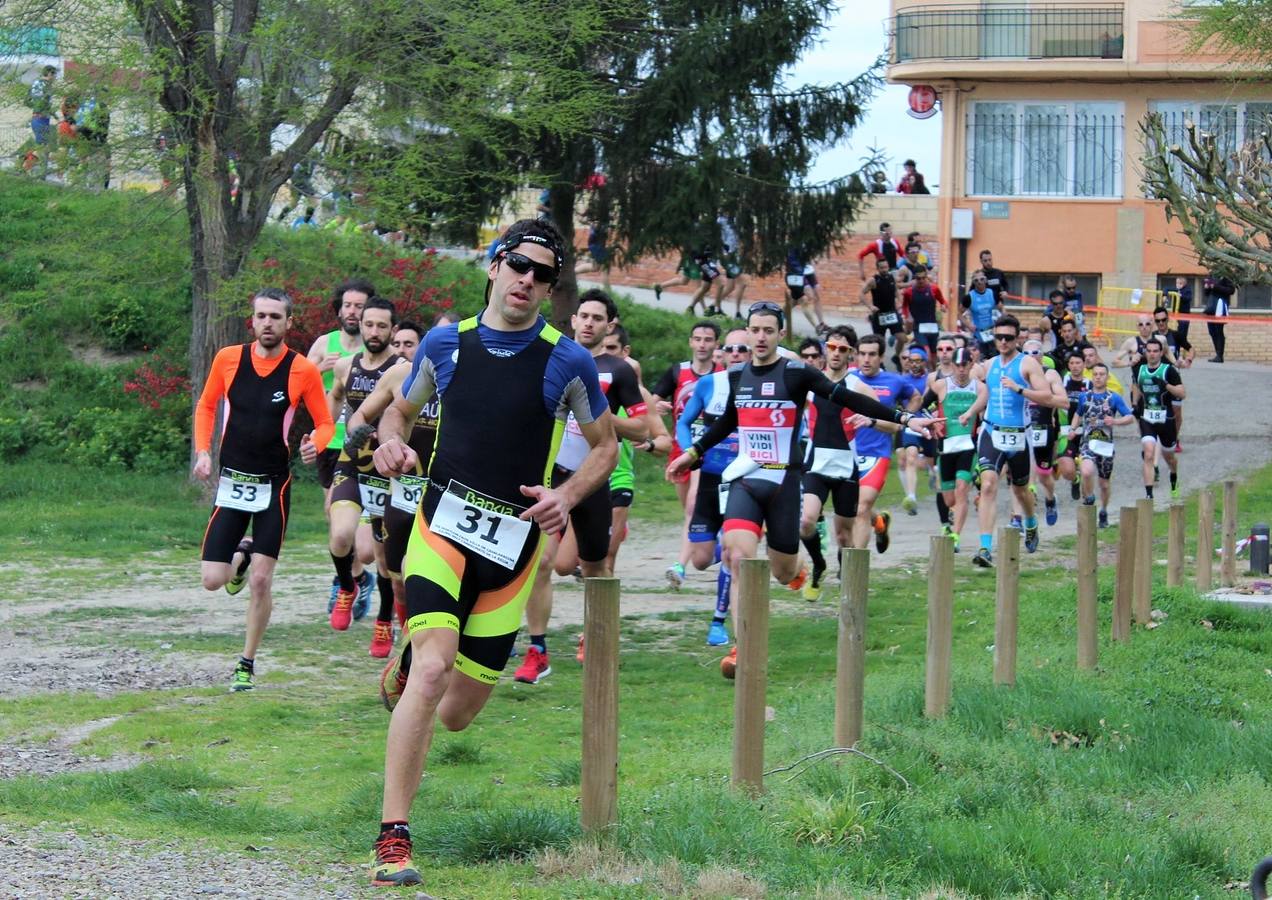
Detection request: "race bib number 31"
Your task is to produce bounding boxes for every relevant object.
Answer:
[430,479,532,569]
[358,474,390,517]
[216,469,271,513]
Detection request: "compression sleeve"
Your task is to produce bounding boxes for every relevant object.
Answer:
[676,375,711,449]
[651,364,678,400]
[920,387,940,412]
[292,358,335,451]
[690,373,738,456]
[1110,394,1132,416]
[194,347,237,453]
[613,360,648,417]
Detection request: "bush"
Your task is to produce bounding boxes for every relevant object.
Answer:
[64,404,188,470]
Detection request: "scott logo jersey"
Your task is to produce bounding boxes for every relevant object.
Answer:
[734,359,802,482]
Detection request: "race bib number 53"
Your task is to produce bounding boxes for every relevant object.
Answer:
[430,479,532,569]
[216,468,271,513]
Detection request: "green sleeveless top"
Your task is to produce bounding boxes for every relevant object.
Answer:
[942,377,978,440]
[609,408,635,492]
[322,330,360,447]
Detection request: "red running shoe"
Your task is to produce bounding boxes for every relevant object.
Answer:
[330,588,357,631]
[513,646,551,684]
[369,620,394,658]
[370,826,421,887]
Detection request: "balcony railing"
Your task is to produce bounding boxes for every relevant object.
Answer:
[0,26,59,58]
[891,5,1124,63]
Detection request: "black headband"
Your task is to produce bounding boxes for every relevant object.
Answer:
[496,233,563,273]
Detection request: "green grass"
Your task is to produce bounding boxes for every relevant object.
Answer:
[2,459,1271,896]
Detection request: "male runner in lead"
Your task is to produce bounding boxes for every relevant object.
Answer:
[194,289,333,691]
[367,219,615,888]
[667,302,937,678]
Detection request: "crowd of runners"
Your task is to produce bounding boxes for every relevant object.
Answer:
[189,217,1192,888]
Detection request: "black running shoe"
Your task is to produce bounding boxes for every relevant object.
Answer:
[972,548,993,568]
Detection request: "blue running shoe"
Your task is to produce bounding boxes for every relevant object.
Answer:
[1024,526,1040,553]
[353,570,375,621]
[326,575,339,614]
[707,620,730,646]
[1009,515,1023,533]
[1044,498,1058,527]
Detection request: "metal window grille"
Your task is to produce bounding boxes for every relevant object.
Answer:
[968,104,1123,197]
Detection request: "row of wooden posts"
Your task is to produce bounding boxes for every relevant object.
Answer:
[576,481,1242,832]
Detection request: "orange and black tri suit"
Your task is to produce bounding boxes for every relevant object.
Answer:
[196,343,332,562]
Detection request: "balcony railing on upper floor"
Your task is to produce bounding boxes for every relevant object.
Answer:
[890,5,1124,64]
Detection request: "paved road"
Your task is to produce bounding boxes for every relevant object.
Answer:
[591,275,1272,576]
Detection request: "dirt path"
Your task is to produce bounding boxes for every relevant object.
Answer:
[0,353,1267,896]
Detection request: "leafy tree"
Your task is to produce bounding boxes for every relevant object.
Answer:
[1141,0,1272,280]
[2,0,618,432]
[365,0,883,325]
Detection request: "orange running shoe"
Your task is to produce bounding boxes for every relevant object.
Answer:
[379,651,408,712]
[721,645,737,680]
[369,620,394,658]
[370,826,422,887]
[786,562,810,591]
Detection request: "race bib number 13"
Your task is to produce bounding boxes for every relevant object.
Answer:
[430,479,532,569]
[991,428,1024,452]
[215,468,271,513]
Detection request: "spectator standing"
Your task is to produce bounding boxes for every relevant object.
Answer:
[977,249,1010,303]
[26,65,56,166]
[896,159,929,194]
[1173,276,1194,344]
[1203,273,1234,363]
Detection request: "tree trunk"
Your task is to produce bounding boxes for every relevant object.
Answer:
[548,183,579,331]
[187,128,250,475]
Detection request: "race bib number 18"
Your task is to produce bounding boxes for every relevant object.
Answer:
[1144,408,1167,424]
[216,468,270,513]
[430,479,532,569]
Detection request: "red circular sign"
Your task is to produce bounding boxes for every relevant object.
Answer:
[908,85,938,120]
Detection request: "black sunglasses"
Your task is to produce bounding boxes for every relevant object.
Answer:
[800,351,822,359]
[501,251,558,285]
[748,301,784,317]
[993,333,1017,342]
[722,343,750,353]
[1154,316,1169,322]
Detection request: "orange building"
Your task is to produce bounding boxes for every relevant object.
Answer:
[887,0,1272,359]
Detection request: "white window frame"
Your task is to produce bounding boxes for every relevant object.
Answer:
[967,99,1125,199]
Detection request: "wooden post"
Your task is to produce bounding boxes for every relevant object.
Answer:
[835,548,869,749]
[1221,480,1238,588]
[1167,503,1185,588]
[1196,489,1214,592]
[1113,506,1136,643]
[581,577,620,834]
[924,535,954,718]
[993,527,1020,686]
[731,558,770,796]
[1133,497,1153,625]
[1076,504,1098,670]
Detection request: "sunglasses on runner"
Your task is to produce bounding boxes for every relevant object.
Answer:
[501,250,558,285]
[993,332,1017,342]
[825,342,853,353]
[1154,316,1169,323]
[721,343,750,353]
[1025,349,1041,356]
[800,351,822,360]
[748,301,784,318]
